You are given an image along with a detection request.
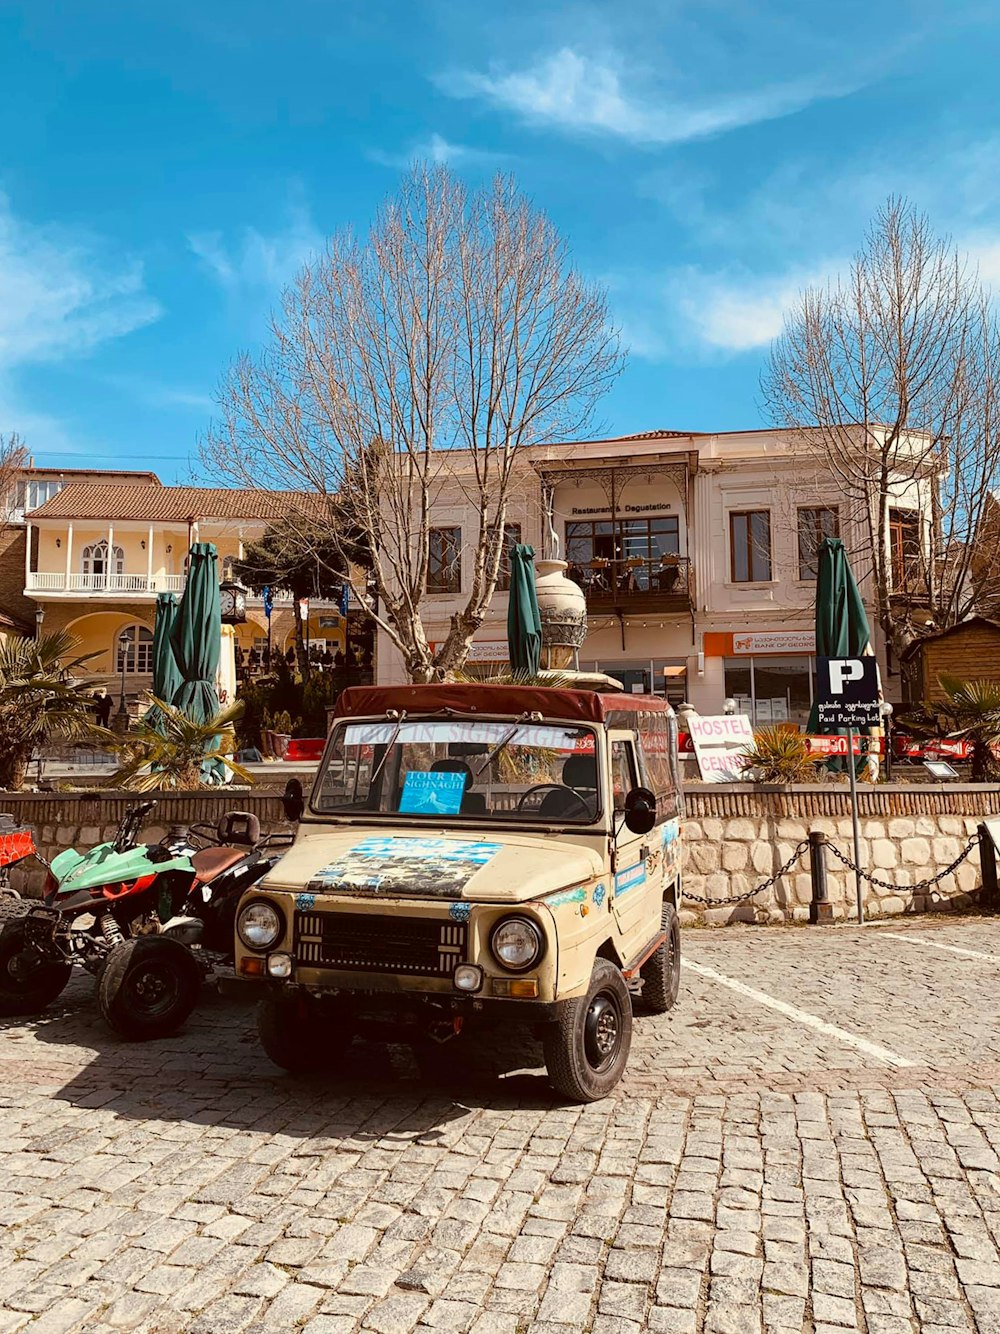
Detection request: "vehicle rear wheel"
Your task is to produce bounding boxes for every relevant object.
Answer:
[257,991,354,1073]
[639,899,681,1014]
[543,958,632,1103]
[98,936,202,1040]
[0,911,72,1016]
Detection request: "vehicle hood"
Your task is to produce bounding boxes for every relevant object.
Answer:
[262,829,603,903]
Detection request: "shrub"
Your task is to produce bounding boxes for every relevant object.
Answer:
[738,727,818,784]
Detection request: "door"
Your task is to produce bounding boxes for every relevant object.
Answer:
[608,734,662,954]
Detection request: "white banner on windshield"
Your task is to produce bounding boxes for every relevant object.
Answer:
[342,721,587,750]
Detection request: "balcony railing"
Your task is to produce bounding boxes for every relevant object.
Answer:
[568,556,693,608]
[27,572,187,595]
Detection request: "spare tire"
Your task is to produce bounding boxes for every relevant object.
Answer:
[98,936,202,1040]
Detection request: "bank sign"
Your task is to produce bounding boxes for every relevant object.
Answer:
[815,656,880,729]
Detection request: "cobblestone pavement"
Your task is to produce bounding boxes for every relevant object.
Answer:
[3,916,1000,1333]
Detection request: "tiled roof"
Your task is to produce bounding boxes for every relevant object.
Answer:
[30,484,329,523]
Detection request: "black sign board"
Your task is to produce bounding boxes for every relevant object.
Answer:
[815,656,880,729]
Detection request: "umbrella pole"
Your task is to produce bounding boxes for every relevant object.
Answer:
[847,727,864,924]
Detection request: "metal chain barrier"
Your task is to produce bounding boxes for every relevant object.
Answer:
[825,835,979,894]
[683,838,811,907]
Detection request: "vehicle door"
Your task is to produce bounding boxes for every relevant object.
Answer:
[607,731,663,952]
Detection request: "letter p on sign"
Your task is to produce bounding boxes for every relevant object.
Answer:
[829,659,864,694]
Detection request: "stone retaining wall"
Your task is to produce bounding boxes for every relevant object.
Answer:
[2,784,996,924]
[680,784,997,926]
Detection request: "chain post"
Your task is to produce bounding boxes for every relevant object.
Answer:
[978,824,998,912]
[808,830,834,925]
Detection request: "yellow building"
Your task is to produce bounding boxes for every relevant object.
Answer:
[24,483,348,703]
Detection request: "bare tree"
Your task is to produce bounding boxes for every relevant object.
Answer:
[0,432,28,526]
[203,167,621,681]
[763,198,1000,664]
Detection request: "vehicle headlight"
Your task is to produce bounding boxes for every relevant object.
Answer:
[238,900,283,950]
[490,916,544,972]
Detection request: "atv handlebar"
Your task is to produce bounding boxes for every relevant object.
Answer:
[113,801,158,853]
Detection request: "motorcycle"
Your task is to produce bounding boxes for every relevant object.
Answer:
[0,802,288,1039]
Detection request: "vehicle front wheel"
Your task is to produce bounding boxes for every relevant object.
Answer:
[543,958,632,1102]
[257,991,354,1074]
[0,916,72,1016]
[98,936,202,1040]
[639,899,681,1014]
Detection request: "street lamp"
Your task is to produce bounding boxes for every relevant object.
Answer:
[34,606,44,638]
[723,697,737,716]
[113,629,131,734]
[880,701,894,782]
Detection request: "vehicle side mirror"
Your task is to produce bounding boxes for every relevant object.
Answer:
[623,786,657,835]
[282,777,304,824]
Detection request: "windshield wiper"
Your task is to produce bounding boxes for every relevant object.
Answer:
[473,714,530,780]
[370,711,407,786]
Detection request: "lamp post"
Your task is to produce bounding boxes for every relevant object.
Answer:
[34,606,44,639]
[113,629,131,734]
[881,701,894,783]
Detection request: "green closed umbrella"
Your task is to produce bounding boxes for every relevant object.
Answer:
[144,593,183,735]
[506,543,542,676]
[171,543,224,782]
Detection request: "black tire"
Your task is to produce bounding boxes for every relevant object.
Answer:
[639,898,681,1014]
[97,936,202,1040]
[543,958,633,1103]
[257,991,354,1074]
[0,918,72,1016]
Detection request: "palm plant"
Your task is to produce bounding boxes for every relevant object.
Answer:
[902,676,1000,782]
[738,726,818,785]
[0,632,102,790]
[109,697,254,791]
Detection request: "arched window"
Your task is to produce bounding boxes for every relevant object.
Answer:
[82,541,124,583]
[116,625,154,674]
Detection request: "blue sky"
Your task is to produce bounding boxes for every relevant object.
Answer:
[2,0,999,481]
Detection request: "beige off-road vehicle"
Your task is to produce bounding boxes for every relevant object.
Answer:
[234,682,683,1101]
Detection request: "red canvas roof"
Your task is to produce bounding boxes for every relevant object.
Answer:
[334,683,672,724]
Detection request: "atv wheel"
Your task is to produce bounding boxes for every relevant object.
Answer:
[98,936,202,1040]
[257,991,353,1073]
[543,958,632,1103]
[0,912,72,1016]
[638,900,681,1015]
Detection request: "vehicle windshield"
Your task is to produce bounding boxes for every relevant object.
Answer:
[313,718,602,824]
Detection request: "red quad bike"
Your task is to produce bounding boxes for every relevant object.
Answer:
[0,802,287,1040]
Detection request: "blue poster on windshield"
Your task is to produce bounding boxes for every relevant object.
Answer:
[399,770,466,815]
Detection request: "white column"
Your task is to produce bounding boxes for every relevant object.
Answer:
[147,525,154,589]
[107,525,114,590]
[64,523,73,589]
[24,521,31,592]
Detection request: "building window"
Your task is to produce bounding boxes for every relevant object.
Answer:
[81,541,125,584]
[427,527,461,593]
[797,507,840,579]
[116,625,154,674]
[729,511,771,582]
[723,655,815,728]
[15,479,64,513]
[496,523,522,592]
[566,516,680,593]
[889,510,921,587]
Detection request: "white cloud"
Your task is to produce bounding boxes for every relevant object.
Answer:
[438,47,858,146]
[369,132,503,170]
[188,201,322,291]
[0,193,160,370]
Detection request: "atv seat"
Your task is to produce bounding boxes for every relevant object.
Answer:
[192,847,247,883]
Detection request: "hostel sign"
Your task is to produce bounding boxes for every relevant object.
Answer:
[687,714,755,783]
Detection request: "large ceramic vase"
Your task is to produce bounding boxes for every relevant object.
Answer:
[535,558,588,670]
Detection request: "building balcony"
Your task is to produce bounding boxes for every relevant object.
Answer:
[569,556,694,613]
[27,572,186,597]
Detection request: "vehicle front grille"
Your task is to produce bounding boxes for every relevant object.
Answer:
[294,911,467,977]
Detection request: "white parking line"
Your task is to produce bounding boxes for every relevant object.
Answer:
[879,932,999,962]
[683,959,915,1068]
